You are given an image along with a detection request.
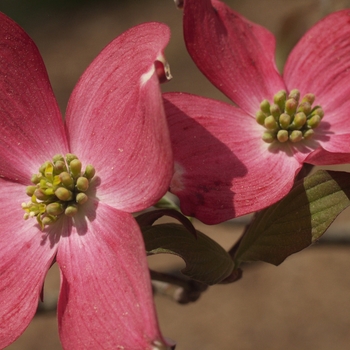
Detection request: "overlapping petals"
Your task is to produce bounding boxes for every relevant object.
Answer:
[0,12,172,349]
[165,0,350,224]
[284,10,350,162]
[182,0,285,116]
[164,93,301,222]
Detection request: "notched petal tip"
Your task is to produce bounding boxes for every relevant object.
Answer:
[141,55,172,85]
[174,0,184,10]
[152,338,176,350]
[154,58,173,84]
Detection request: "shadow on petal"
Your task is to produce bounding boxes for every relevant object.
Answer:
[166,100,248,224]
[72,175,100,236]
[40,177,101,245]
[73,198,99,236]
[267,120,332,158]
[40,215,70,249]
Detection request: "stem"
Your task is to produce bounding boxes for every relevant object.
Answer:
[150,269,189,289]
[150,269,208,304]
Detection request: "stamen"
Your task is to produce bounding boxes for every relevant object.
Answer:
[256,89,324,144]
[22,154,96,229]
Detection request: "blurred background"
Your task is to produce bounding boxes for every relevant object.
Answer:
[2,0,350,349]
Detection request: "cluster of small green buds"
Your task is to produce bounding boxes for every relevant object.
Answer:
[256,89,324,144]
[22,154,96,229]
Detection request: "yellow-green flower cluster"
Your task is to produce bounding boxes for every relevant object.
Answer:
[22,154,95,229]
[256,89,324,143]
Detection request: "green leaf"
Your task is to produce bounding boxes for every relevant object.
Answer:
[233,170,350,266]
[136,209,196,237]
[143,223,234,285]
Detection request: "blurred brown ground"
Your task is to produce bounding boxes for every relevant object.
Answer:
[2,0,350,349]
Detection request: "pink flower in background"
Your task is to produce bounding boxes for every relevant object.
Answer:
[164,0,350,224]
[0,13,173,349]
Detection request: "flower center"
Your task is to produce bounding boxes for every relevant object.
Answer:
[22,154,96,229]
[256,89,324,143]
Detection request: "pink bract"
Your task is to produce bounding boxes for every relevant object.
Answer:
[164,0,350,224]
[0,12,173,349]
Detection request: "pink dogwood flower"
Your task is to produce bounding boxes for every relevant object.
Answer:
[164,0,350,224]
[0,13,173,349]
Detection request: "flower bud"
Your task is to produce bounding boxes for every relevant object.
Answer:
[307,115,321,128]
[54,160,67,174]
[260,99,270,114]
[55,187,73,201]
[269,104,281,119]
[26,186,36,197]
[311,107,324,119]
[76,177,89,192]
[256,110,266,125]
[264,115,278,130]
[52,154,65,163]
[277,130,289,143]
[41,216,56,226]
[301,93,315,105]
[39,161,50,175]
[46,202,64,216]
[279,113,291,129]
[65,205,78,217]
[297,101,311,115]
[303,129,314,139]
[31,173,42,184]
[262,131,276,143]
[66,153,78,165]
[70,159,82,178]
[84,165,96,180]
[273,90,286,112]
[76,193,88,205]
[59,172,74,189]
[293,112,307,129]
[34,188,49,201]
[289,130,303,143]
[288,89,300,101]
[285,98,298,116]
